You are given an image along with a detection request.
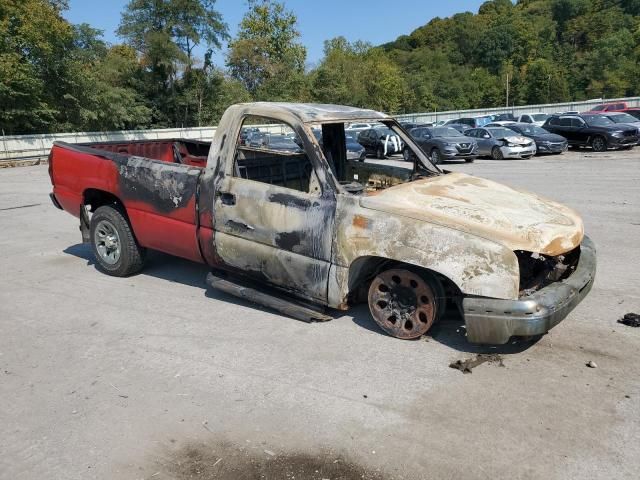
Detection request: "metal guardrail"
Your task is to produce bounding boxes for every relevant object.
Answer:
[395,96,640,124]
[2,96,640,163]
[0,126,217,162]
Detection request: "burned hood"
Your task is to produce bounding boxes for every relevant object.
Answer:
[360,172,583,255]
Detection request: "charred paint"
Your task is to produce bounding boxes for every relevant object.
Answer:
[117,156,201,213]
[55,142,202,214]
[268,192,316,209]
[275,231,303,251]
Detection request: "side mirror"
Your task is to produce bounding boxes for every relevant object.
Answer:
[483,134,490,139]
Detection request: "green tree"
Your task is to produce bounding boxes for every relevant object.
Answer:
[117,0,228,126]
[0,0,75,133]
[227,0,306,99]
[310,38,410,113]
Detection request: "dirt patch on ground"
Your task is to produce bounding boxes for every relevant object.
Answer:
[154,441,390,480]
[449,353,505,373]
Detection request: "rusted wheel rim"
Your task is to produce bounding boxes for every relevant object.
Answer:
[368,269,436,339]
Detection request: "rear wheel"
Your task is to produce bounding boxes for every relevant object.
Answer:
[376,145,385,159]
[368,268,440,340]
[491,146,504,160]
[591,135,607,152]
[465,157,475,163]
[402,147,411,162]
[430,148,442,164]
[90,205,145,277]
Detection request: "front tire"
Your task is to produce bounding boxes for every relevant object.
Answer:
[591,135,607,152]
[368,268,440,340]
[430,148,442,164]
[491,146,504,160]
[90,205,145,277]
[402,147,411,162]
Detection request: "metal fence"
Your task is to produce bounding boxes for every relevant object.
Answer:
[2,96,640,163]
[395,96,640,124]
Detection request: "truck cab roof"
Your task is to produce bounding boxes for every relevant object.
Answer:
[229,102,389,124]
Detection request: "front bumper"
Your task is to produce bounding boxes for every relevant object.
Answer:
[501,145,537,158]
[608,135,639,148]
[442,152,478,160]
[462,236,596,344]
[537,141,568,153]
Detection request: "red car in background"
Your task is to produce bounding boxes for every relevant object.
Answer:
[584,102,628,113]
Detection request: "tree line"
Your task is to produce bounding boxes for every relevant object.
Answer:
[1,0,639,135]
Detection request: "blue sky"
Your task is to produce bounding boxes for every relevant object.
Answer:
[64,0,486,67]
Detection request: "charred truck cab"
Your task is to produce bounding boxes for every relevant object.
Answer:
[49,102,596,344]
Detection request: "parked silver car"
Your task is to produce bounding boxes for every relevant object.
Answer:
[466,127,537,159]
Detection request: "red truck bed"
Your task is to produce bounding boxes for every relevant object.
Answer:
[49,139,216,265]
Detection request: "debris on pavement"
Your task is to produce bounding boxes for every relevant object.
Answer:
[617,312,640,327]
[586,361,598,368]
[449,354,505,374]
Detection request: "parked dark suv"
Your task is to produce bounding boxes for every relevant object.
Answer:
[357,127,403,158]
[543,114,638,151]
[403,126,477,163]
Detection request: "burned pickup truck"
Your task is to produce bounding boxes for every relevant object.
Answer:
[48,103,596,344]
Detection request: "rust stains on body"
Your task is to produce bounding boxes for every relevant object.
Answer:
[359,172,584,256]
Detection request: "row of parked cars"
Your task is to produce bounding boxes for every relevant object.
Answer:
[391,103,640,163]
[238,102,640,165]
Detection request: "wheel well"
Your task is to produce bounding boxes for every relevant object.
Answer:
[83,189,124,213]
[347,256,461,305]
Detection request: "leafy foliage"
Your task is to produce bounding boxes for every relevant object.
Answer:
[382,0,640,110]
[1,0,640,134]
[227,0,307,100]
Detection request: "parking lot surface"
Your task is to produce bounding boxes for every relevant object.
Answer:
[1,149,639,479]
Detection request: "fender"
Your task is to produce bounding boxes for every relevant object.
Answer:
[327,194,520,309]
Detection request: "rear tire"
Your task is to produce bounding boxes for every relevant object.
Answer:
[491,146,504,160]
[90,205,145,277]
[376,145,385,159]
[402,147,411,162]
[465,158,475,163]
[591,135,607,152]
